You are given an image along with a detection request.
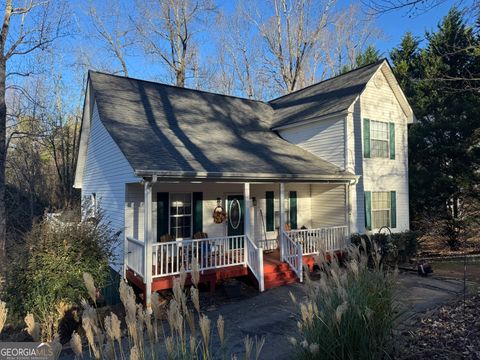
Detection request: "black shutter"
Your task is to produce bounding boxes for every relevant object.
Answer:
[192,192,203,234]
[266,191,274,231]
[289,191,297,230]
[157,192,169,240]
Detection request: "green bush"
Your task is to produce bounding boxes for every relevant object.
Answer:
[4,211,119,341]
[350,231,420,265]
[292,245,399,360]
[391,231,420,262]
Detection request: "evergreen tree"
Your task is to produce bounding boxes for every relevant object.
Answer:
[392,7,480,248]
[355,45,381,67]
[340,45,382,74]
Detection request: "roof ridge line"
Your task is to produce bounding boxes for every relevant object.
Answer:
[268,58,387,103]
[88,70,270,105]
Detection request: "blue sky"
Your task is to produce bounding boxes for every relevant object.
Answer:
[9,0,476,106]
[371,0,474,55]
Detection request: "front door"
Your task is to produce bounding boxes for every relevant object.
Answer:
[227,195,244,237]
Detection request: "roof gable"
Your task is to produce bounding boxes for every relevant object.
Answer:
[269,59,415,129]
[269,60,385,129]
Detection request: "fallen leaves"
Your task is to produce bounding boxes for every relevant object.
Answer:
[395,291,480,359]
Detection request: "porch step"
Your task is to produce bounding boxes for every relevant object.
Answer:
[263,253,299,290]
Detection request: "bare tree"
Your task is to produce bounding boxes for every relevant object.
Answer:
[248,0,334,93]
[134,0,215,87]
[0,0,68,251]
[87,1,135,76]
[322,4,382,76]
[215,7,267,99]
[362,0,450,16]
[42,73,81,208]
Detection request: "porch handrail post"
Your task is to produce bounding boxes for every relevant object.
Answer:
[258,248,264,291]
[279,183,285,260]
[244,182,251,266]
[346,182,351,242]
[144,181,153,312]
[297,242,303,283]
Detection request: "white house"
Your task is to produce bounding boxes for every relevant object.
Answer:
[74,59,414,308]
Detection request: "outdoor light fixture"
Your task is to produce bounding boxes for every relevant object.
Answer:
[252,197,257,206]
[216,197,222,206]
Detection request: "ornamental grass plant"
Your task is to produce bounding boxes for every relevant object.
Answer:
[291,241,399,360]
[74,259,264,360]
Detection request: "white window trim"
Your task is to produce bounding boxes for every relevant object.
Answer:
[91,193,97,217]
[370,120,390,159]
[168,192,193,240]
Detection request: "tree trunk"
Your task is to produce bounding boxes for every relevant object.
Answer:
[0,56,6,252]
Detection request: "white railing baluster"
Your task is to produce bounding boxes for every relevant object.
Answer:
[148,235,255,279]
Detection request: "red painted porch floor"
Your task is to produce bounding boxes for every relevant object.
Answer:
[126,250,321,296]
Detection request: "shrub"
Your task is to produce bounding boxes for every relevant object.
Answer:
[350,231,420,265]
[4,210,118,341]
[291,245,399,360]
[391,231,420,262]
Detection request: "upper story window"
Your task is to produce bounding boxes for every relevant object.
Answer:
[363,118,395,160]
[370,120,389,158]
[170,193,192,239]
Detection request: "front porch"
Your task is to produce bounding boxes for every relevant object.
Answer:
[123,181,351,308]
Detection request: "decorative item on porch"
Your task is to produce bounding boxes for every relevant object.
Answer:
[213,198,227,224]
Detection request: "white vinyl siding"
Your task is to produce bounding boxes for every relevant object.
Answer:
[82,103,139,270]
[351,67,410,233]
[278,116,346,168]
[310,184,347,228]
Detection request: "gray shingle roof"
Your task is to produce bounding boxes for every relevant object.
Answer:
[269,60,385,129]
[89,72,355,181]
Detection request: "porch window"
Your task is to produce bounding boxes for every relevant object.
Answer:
[274,198,290,230]
[371,191,390,229]
[370,120,389,158]
[170,193,192,239]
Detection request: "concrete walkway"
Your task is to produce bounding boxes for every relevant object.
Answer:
[202,272,466,360]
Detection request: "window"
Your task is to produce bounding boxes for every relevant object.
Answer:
[370,120,389,158]
[274,198,290,229]
[170,193,192,239]
[372,192,390,229]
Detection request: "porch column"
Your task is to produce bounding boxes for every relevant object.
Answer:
[244,183,251,266]
[144,181,153,311]
[346,182,351,238]
[279,183,285,260]
[244,183,251,238]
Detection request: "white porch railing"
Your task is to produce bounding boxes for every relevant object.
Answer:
[256,238,278,251]
[246,235,264,291]
[289,226,349,255]
[151,235,246,278]
[126,237,145,277]
[281,230,303,281]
